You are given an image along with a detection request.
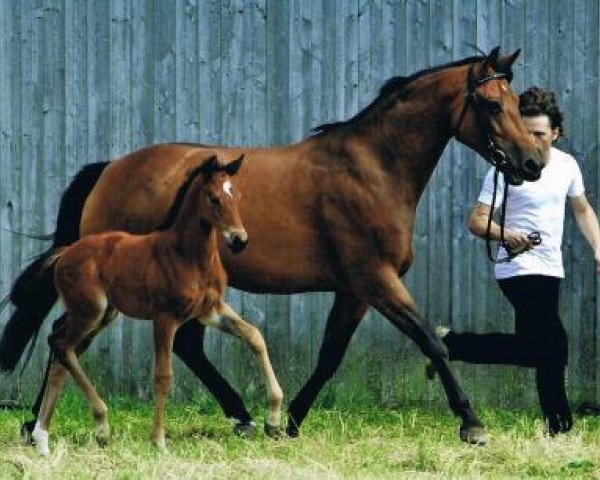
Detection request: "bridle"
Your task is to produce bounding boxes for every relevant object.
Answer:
[452,63,511,172]
[453,62,541,263]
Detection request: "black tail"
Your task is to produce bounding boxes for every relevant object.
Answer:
[0,162,110,373]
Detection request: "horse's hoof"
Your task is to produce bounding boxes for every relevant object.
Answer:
[233,421,257,439]
[459,424,488,445]
[20,420,35,446]
[264,422,283,440]
[285,420,300,438]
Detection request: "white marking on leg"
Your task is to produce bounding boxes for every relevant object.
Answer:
[199,311,221,328]
[32,421,50,456]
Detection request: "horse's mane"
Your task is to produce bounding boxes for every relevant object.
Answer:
[313,55,504,135]
[156,164,206,231]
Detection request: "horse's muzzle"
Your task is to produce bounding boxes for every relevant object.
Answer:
[225,230,249,254]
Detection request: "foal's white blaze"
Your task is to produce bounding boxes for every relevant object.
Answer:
[223,180,233,198]
[32,421,50,456]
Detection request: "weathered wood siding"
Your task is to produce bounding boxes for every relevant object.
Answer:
[1,0,599,410]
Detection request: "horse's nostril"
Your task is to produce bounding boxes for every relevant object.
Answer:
[524,158,541,175]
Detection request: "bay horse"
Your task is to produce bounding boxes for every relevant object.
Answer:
[1,47,544,445]
[29,154,284,456]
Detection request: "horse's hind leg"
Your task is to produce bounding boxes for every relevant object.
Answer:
[211,302,283,438]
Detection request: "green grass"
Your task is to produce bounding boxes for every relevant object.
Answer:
[1,390,600,479]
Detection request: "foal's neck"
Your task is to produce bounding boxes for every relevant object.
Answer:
[165,182,219,270]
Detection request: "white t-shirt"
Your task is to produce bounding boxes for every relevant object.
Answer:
[478,147,585,279]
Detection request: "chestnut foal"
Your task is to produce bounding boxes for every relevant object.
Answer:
[31,154,283,455]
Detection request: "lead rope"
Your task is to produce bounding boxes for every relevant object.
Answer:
[485,168,510,263]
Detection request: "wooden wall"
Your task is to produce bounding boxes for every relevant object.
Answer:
[1,0,599,412]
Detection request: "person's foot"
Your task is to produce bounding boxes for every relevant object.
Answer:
[425,326,451,380]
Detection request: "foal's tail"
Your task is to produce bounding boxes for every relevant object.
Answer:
[0,162,110,373]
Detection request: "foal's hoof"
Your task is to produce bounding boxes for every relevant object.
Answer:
[459,424,488,445]
[20,420,35,445]
[264,422,283,440]
[233,421,257,439]
[95,424,111,447]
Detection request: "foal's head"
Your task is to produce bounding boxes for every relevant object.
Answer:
[451,47,544,185]
[197,154,248,253]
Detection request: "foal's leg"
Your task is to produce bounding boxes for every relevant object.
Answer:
[151,313,180,449]
[51,308,116,446]
[287,292,368,437]
[368,266,486,445]
[32,359,69,456]
[207,302,284,437]
[173,320,254,427]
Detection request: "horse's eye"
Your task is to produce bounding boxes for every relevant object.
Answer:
[486,101,502,115]
[206,195,220,206]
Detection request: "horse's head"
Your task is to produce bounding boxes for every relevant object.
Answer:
[452,47,544,185]
[199,154,248,254]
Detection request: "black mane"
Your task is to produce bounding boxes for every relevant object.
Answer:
[313,55,491,135]
[156,164,206,231]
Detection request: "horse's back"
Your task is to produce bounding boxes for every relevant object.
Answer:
[79,142,340,293]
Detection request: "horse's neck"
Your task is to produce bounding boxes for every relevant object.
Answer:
[356,74,459,202]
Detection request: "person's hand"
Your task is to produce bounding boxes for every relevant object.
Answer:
[502,229,534,254]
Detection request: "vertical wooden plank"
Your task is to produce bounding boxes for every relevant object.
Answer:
[128,0,154,399]
[107,0,132,396]
[0,0,21,399]
[197,0,223,391]
[523,0,550,87]
[287,0,314,397]
[131,0,154,151]
[578,0,598,403]
[85,0,112,390]
[264,0,291,396]
[153,0,176,143]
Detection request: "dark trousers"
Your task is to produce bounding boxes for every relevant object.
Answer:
[444,274,572,433]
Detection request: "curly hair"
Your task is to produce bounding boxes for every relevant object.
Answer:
[518,86,565,137]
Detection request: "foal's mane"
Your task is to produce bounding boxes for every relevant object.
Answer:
[156,164,207,231]
[313,55,506,135]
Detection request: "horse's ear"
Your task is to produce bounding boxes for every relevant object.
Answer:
[496,49,520,72]
[224,154,245,176]
[200,155,219,175]
[483,46,501,70]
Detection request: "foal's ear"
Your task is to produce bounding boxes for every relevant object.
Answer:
[200,155,219,175]
[483,46,501,70]
[224,154,245,176]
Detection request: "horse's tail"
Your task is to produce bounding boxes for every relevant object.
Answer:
[0,162,110,373]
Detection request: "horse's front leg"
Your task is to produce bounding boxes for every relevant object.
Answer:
[286,292,368,437]
[206,302,284,438]
[367,266,487,445]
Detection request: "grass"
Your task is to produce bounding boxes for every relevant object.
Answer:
[1,390,600,479]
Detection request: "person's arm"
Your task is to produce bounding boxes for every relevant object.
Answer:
[569,194,600,273]
[468,201,533,251]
